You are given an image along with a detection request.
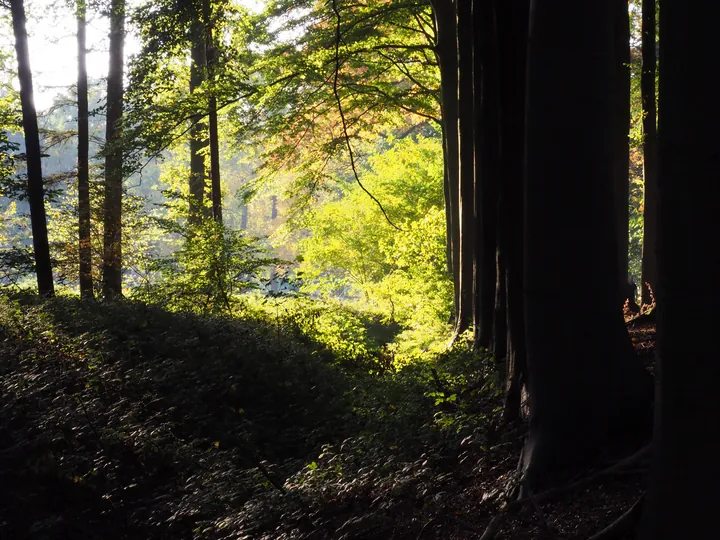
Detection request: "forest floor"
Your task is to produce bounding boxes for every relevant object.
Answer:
[0,294,654,540]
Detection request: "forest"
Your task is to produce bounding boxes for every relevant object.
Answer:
[0,0,716,538]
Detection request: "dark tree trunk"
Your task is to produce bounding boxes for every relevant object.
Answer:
[102,0,125,299]
[77,0,92,299]
[492,247,507,362]
[473,0,498,350]
[10,0,55,297]
[496,0,528,424]
[189,18,208,224]
[522,0,652,489]
[639,2,720,537]
[640,0,658,305]
[203,0,222,224]
[431,0,463,332]
[613,0,631,302]
[456,0,475,339]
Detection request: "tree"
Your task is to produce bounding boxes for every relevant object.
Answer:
[77,0,93,298]
[203,0,223,224]
[189,15,208,223]
[613,0,631,302]
[102,0,125,298]
[639,1,720,536]
[9,0,55,296]
[520,0,651,488]
[639,0,657,305]
[495,0,529,423]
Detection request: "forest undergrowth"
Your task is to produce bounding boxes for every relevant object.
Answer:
[0,294,654,539]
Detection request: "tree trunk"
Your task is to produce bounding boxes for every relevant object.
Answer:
[431,0,464,332]
[613,0,631,303]
[522,0,652,489]
[640,0,658,305]
[77,0,92,299]
[10,0,55,297]
[456,0,475,339]
[203,0,222,224]
[102,0,125,299]
[492,246,506,362]
[496,0,528,424]
[189,18,208,224]
[473,0,498,350]
[639,2,720,537]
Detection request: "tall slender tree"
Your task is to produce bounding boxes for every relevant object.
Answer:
[77,0,92,298]
[102,0,125,298]
[203,0,222,224]
[455,0,475,338]
[639,0,658,304]
[613,0,631,301]
[639,0,720,536]
[430,0,463,331]
[496,0,529,423]
[189,15,208,224]
[521,0,652,488]
[9,0,54,296]
[473,0,499,350]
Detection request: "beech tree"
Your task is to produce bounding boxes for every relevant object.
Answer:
[77,0,92,298]
[639,0,720,536]
[101,0,125,298]
[521,0,652,487]
[9,0,55,296]
[640,0,658,304]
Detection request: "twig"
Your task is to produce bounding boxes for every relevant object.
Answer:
[330,0,404,232]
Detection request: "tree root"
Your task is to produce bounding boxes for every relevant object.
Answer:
[479,444,651,540]
[586,494,645,540]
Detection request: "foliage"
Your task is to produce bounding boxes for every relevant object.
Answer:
[0,293,506,539]
[296,134,452,362]
[134,215,281,315]
[237,0,439,210]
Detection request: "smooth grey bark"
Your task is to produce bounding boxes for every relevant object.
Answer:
[639,1,720,537]
[77,0,93,299]
[10,0,55,297]
[640,0,658,305]
[522,0,652,489]
[102,0,125,299]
